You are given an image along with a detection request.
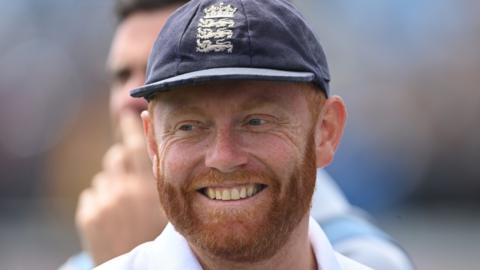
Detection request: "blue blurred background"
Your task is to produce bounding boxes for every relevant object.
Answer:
[1,0,479,269]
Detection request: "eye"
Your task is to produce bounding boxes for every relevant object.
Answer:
[243,115,276,132]
[112,68,131,86]
[174,121,206,134]
[178,123,195,131]
[247,118,266,126]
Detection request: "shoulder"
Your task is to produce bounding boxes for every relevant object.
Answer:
[309,217,371,270]
[94,224,203,270]
[334,237,414,270]
[94,241,155,270]
[311,169,350,221]
[58,252,93,270]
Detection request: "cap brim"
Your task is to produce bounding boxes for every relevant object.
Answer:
[130,67,315,98]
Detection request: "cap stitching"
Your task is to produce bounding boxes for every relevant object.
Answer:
[175,2,201,75]
[238,0,253,66]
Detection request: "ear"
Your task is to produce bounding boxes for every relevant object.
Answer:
[141,110,159,179]
[314,95,347,168]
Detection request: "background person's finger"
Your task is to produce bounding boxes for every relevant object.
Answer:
[118,111,151,174]
[119,111,145,153]
[75,189,98,228]
[102,144,128,174]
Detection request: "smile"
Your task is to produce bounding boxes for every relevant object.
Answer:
[199,184,267,201]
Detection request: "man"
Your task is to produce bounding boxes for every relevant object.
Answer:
[94,0,397,269]
[61,0,413,269]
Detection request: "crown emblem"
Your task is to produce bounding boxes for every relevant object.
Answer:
[196,2,237,53]
[203,2,237,18]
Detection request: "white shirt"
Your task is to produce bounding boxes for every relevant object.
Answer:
[96,217,372,270]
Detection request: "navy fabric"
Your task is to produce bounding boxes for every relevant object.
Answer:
[131,0,330,99]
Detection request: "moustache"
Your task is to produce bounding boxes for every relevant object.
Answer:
[183,168,280,193]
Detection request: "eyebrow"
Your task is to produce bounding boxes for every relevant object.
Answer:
[238,94,289,113]
[165,105,206,119]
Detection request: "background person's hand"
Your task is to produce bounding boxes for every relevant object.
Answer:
[75,111,167,266]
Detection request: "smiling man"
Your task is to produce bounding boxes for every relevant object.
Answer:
[60,0,413,269]
[96,0,371,269]
[142,81,342,269]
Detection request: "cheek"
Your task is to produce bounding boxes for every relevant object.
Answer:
[109,90,122,118]
[111,86,147,118]
[158,139,207,185]
[242,132,303,178]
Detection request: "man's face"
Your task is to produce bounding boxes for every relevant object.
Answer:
[107,8,177,128]
[147,80,320,262]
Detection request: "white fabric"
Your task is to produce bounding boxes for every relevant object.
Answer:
[96,217,372,270]
[311,169,351,221]
[334,237,414,270]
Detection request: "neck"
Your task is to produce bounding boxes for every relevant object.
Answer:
[192,214,317,270]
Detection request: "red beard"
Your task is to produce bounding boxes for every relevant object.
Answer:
[156,134,317,263]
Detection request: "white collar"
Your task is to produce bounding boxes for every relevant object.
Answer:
[146,217,348,270]
[309,216,343,269]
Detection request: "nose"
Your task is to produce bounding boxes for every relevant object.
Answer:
[205,128,248,173]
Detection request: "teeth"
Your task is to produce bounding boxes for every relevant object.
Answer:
[204,184,262,201]
[222,189,231,200]
[231,188,240,200]
[247,185,254,197]
[207,188,216,199]
[239,187,247,198]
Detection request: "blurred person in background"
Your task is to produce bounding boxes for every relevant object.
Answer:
[59,0,413,269]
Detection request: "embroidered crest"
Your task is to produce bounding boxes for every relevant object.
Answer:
[196,3,237,53]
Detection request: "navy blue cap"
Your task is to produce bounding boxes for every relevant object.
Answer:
[131,0,330,99]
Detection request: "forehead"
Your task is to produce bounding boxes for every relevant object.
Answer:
[108,10,171,69]
[153,80,310,112]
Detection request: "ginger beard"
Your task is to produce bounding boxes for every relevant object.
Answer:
[156,133,317,263]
